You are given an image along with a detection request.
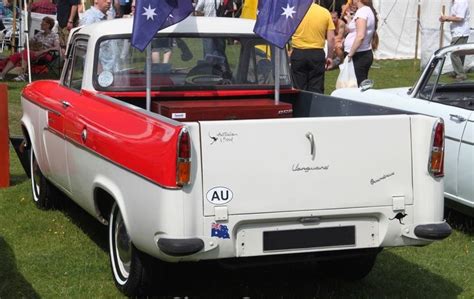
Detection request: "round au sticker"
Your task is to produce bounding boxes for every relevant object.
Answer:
[206,187,233,205]
[98,71,114,87]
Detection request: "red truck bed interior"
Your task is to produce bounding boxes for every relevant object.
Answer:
[151,99,293,121]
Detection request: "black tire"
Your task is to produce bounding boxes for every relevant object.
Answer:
[30,149,59,209]
[109,203,157,296]
[319,250,379,280]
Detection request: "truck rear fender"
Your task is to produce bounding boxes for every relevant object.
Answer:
[20,97,43,175]
[410,115,445,224]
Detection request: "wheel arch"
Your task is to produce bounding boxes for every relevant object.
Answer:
[92,178,131,230]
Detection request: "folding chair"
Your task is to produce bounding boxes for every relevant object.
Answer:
[32,49,61,78]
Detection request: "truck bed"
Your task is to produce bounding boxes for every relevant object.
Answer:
[111,89,412,121]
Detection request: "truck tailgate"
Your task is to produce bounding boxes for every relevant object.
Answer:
[200,115,413,216]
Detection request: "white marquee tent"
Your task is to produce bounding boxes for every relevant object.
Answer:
[372,0,474,66]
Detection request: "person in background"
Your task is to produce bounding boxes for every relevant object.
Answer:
[57,0,79,57]
[80,0,111,25]
[343,0,378,86]
[77,0,85,13]
[30,0,57,15]
[330,10,345,69]
[2,0,13,18]
[195,0,226,59]
[0,0,5,31]
[80,0,117,72]
[118,0,131,16]
[439,0,471,81]
[291,2,335,94]
[0,16,58,81]
[106,0,122,19]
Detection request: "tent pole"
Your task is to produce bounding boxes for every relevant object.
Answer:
[12,0,17,53]
[414,2,420,65]
[439,5,445,49]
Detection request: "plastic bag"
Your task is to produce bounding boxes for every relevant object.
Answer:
[335,57,358,89]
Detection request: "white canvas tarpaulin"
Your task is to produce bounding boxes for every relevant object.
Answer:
[371,0,473,64]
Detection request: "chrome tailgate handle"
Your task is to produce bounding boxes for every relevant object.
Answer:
[449,114,466,122]
[305,132,315,160]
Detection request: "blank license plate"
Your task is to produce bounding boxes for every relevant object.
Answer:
[263,226,355,251]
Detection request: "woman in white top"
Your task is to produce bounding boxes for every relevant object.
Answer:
[343,0,379,86]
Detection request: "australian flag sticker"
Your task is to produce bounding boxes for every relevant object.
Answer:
[211,222,230,239]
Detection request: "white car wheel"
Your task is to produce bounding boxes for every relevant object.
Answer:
[30,149,57,209]
[109,203,156,296]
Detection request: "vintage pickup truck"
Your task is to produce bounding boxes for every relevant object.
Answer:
[19,17,451,295]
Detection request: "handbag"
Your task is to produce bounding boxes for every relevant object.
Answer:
[335,57,358,89]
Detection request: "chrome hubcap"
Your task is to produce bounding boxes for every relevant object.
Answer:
[114,210,131,278]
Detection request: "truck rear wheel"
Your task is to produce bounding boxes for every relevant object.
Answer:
[109,203,155,296]
[30,149,59,209]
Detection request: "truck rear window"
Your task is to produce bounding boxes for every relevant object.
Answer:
[93,36,292,91]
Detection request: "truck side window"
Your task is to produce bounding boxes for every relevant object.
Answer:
[64,39,87,91]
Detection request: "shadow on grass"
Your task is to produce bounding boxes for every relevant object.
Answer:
[0,237,40,298]
[446,207,474,235]
[143,250,462,298]
[9,174,29,187]
[58,196,109,252]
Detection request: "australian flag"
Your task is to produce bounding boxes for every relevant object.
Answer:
[131,0,193,51]
[211,222,230,239]
[253,0,313,48]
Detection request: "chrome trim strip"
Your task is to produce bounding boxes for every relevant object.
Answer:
[445,135,474,146]
[44,127,180,190]
[445,136,460,142]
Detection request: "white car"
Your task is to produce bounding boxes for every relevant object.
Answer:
[333,43,474,216]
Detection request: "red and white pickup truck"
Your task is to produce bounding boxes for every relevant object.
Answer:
[19,17,451,295]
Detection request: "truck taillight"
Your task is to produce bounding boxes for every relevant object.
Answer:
[176,127,191,186]
[429,119,444,178]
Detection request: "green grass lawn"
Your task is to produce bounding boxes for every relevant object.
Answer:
[1,60,473,298]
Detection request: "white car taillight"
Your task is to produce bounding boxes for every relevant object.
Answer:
[176,127,191,186]
[429,119,444,178]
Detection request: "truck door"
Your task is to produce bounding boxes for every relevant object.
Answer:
[41,90,71,193]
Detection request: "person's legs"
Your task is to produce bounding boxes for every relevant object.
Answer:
[0,60,15,79]
[450,36,468,78]
[307,49,326,93]
[0,51,23,79]
[291,48,309,90]
[202,38,213,59]
[58,27,70,58]
[352,50,373,86]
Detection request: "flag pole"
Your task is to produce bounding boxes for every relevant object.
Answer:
[146,43,151,111]
[274,47,280,105]
[23,0,32,83]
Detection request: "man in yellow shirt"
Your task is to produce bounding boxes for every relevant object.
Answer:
[291,3,335,93]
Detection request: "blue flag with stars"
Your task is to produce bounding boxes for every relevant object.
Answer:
[253,0,313,48]
[132,0,193,51]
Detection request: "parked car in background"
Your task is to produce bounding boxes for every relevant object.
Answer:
[333,43,474,217]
